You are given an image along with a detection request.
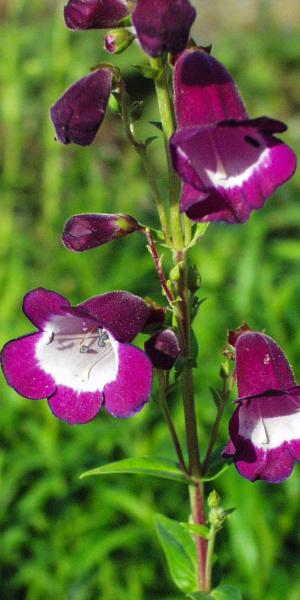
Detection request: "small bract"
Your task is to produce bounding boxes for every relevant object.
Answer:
[223,331,300,483]
[50,69,112,146]
[1,288,153,424]
[170,50,297,223]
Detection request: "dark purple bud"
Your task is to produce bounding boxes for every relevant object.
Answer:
[145,329,181,370]
[132,0,196,57]
[50,70,113,146]
[62,213,140,251]
[142,298,167,332]
[64,0,129,30]
[104,28,135,54]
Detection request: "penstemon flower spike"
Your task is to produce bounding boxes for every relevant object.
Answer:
[1,0,298,596]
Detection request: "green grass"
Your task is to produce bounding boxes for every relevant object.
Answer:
[1,2,300,599]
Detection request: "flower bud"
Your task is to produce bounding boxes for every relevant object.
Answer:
[145,329,181,370]
[62,213,140,252]
[132,0,196,57]
[50,69,113,146]
[64,0,129,30]
[104,29,135,54]
[207,490,220,509]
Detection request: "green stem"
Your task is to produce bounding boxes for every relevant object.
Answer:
[150,57,184,250]
[118,80,170,242]
[157,370,189,475]
[205,525,217,592]
[190,483,208,591]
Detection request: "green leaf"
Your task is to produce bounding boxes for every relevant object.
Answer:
[180,522,210,539]
[145,136,158,147]
[80,457,189,484]
[211,585,243,599]
[155,514,198,593]
[187,593,212,599]
[201,452,232,482]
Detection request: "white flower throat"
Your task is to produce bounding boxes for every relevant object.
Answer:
[36,315,118,393]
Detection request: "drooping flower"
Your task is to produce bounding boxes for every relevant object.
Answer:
[1,288,153,424]
[223,331,300,483]
[170,50,297,223]
[132,0,196,57]
[145,329,180,370]
[50,69,113,146]
[62,213,140,251]
[64,0,129,30]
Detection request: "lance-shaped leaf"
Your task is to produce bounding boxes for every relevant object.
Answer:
[155,514,198,593]
[80,456,189,483]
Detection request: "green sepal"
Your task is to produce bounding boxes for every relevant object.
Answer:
[149,120,163,131]
[145,135,158,147]
[155,514,198,593]
[187,593,211,599]
[132,64,162,79]
[80,456,190,484]
[180,522,210,539]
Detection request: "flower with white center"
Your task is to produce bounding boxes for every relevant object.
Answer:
[170,49,297,224]
[1,288,153,424]
[223,331,300,483]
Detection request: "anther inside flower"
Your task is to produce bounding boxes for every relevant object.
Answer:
[223,331,300,483]
[1,288,153,424]
[170,50,297,223]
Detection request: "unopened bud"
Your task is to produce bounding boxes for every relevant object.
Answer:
[104,28,135,54]
[62,213,140,252]
[145,329,181,370]
[208,490,220,509]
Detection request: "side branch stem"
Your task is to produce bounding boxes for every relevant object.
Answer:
[157,370,189,475]
[143,228,174,305]
[150,58,184,250]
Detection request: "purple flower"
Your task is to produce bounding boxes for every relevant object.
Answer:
[62,213,140,251]
[50,69,112,146]
[64,0,129,30]
[223,331,300,483]
[145,329,180,370]
[170,50,297,223]
[1,288,153,424]
[132,0,196,57]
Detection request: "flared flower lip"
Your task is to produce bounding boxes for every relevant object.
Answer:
[223,332,300,483]
[172,49,297,224]
[1,288,153,425]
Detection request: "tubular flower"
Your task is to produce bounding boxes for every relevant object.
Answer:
[170,49,297,223]
[223,331,300,483]
[132,0,196,57]
[64,0,129,30]
[50,69,113,146]
[1,288,153,424]
[62,213,140,251]
[145,329,181,370]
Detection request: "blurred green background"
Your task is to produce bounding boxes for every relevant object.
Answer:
[1,1,300,598]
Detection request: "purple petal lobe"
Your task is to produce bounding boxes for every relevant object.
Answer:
[104,343,153,417]
[23,288,70,329]
[50,69,113,146]
[132,0,196,57]
[171,121,297,223]
[48,386,103,424]
[174,49,248,128]
[1,334,56,399]
[78,291,150,342]
[62,213,139,252]
[145,329,180,370]
[236,332,296,397]
[64,0,129,30]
